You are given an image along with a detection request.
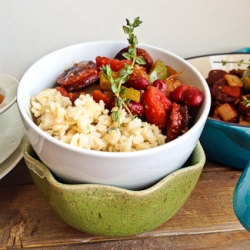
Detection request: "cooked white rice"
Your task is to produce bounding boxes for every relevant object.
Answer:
[30,88,166,152]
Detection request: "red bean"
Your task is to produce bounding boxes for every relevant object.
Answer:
[152,79,167,94]
[182,86,204,107]
[127,101,144,116]
[169,84,187,103]
[125,76,149,90]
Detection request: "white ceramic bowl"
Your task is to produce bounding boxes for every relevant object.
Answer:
[17,41,211,190]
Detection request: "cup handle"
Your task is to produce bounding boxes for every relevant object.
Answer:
[233,160,250,231]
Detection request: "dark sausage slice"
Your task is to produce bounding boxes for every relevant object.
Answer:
[206,70,227,87]
[211,78,237,103]
[57,61,100,91]
[166,103,189,142]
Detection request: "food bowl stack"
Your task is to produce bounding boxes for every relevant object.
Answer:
[17,41,211,190]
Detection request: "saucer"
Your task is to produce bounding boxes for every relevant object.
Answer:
[0,103,25,164]
[0,135,28,179]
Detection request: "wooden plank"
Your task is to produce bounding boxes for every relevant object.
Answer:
[0,159,33,187]
[12,231,250,250]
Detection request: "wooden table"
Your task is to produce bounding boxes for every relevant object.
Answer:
[0,157,249,249]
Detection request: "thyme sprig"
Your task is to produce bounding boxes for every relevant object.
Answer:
[122,18,146,66]
[102,17,145,130]
[102,63,134,128]
[213,59,250,68]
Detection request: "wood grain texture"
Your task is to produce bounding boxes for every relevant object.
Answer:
[0,159,248,249]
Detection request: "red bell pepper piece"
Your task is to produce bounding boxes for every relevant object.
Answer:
[142,86,172,129]
[96,56,132,71]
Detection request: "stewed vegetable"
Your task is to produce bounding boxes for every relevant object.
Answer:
[206,67,250,126]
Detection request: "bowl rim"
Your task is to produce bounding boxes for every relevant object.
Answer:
[185,51,250,60]
[17,40,211,157]
[207,117,250,129]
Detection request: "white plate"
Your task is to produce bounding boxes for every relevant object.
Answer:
[186,52,250,77]
[0,102,25,163]
[0,73,19,114]
[0,135,28,179]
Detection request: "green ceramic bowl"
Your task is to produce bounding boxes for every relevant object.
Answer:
[23,142,205,237]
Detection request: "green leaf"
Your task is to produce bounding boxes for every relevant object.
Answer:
[119,68,128,76]
[122,74,130,83]
[124,99,130,104]
[123,26,129,34]
[136,56,146,65]
[128,37,134,45]
[133,36,138,45]
[113,77,122,83]
[112,111,119,122]
[133,17,142,27]
[128,46,136,55]
[222,60,227,66]
[117,97,123,107]
[102,64,112,77]
[243,96,250,107]
[124,64,134,74]
[120,87,126,95]
[122,52,134,60]
[111,83,118,93]
[125,18,130,26]
[237,60,244,66]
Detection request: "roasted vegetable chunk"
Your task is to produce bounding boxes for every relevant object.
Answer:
[57,61,100,91]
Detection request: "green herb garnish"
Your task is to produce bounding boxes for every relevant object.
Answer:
[243,96,250,107]
[213,59,250,68]
[102,17,146,130]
